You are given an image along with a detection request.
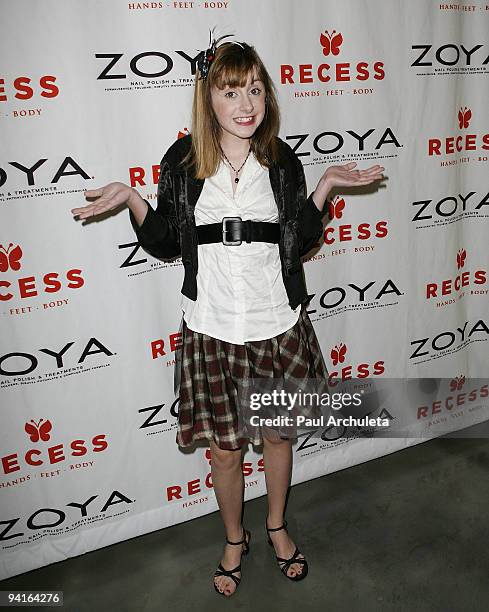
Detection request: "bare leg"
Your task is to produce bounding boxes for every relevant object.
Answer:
[210,439,247,596]
[262,436,305,578]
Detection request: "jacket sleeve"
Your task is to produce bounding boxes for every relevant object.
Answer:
[292,151,328,257]
[128,153,181,260]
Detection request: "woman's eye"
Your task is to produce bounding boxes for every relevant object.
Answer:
[224,91,236,98]
[251,88,262,95]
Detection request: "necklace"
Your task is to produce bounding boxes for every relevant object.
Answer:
[221,146,251,183]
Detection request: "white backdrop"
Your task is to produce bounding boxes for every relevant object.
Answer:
[1,0,489,579]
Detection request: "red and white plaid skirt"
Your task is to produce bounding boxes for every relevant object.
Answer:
[174,305,329,450]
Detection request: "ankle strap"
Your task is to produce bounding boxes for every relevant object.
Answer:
[266,519,288,533]
[226,528,246,546]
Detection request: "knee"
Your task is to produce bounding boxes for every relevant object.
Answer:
[263,435,291,447]
[210,442,242,471]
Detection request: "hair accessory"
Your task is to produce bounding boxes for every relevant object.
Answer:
[197,27,244,81]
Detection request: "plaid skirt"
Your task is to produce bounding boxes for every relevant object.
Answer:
[174,305,330,450]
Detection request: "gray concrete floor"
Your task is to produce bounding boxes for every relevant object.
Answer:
[2,429,489,612]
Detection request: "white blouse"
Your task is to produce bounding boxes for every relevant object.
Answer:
[180,152,300,345]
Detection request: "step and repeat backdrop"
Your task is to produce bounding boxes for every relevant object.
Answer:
[1,0,489,579]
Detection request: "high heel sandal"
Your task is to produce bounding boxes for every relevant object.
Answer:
[213,527,251,596]
[266,519,308,581]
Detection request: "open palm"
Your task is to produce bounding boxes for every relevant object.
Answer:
[324,162,385,189]
[70,182,133,220]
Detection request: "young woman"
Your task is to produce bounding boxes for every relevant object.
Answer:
[71,35,384,598]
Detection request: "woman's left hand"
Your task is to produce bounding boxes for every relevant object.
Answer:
[311,162,386,211]
[322,162,385,190]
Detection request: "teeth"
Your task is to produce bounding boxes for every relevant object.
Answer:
[235,117,253,123]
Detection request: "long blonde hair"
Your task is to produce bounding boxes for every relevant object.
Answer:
[181,41,281,178]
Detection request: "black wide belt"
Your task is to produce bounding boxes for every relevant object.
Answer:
[196,216,280,246]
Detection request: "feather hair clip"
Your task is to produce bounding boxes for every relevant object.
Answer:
[196,27,244,81]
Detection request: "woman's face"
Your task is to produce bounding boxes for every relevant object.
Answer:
[210,70,266,143]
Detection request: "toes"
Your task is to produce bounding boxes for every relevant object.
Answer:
[214,575,236,596]
[223,578,236,596]
[287,560,304,578]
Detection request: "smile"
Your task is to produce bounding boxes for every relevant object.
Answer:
[234,116,255,125]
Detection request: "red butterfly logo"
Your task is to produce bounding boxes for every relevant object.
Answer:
[457,107,471,129]
[24,419,53,443]
[320,30,343,57]
[330,343,347,366]
[177,127,191,139]
[0,243,23,272]
[449,376,465,392]
[456,248,466,270]
[328,196,346,220]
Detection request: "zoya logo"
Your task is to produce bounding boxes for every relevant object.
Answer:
[280,29,385,84]
[0,337,114,377]
[95,50,207,80]
[426,248,486,299]
[428,107,489,156]
[2,418,108,475]
[328,343,385,384]
[411,43,489,67]
[286,128,401,158]
[322,195,388,246]
[307,278,403,312]
[412,190,489,223]
[166,449,264,503]
[0,243,84,301]
[0,157,91,188]
[416,375,489,420]
[410,319,489,360]
[0,491,133,542]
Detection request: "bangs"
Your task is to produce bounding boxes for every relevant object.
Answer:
[211,58,262,90]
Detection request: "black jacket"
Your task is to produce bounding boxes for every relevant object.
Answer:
[129,134,327,310]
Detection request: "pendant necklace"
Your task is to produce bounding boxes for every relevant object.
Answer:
[221,146,251,183]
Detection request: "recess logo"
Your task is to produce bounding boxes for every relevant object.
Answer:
[307,196,388,252]
[1,418,108,477]
[425,248,487,307]
[0,243,84,312]
[280,29,385,85]
[0,75,59,104]
[416,376,489,422]
[166,449,264,508]
[127,127,190,190]
[427,106,489,159]
[151,331,182,367]
[327,343,385,385]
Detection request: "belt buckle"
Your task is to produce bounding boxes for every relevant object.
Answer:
[222,216,242,246]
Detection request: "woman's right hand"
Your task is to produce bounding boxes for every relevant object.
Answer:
[71,182,135,220]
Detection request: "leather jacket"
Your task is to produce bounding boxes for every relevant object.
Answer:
[129,134,327,310]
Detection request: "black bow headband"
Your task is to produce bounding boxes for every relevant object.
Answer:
[196,28,245,81]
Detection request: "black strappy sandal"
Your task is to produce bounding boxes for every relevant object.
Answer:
[213,527,251,596]
[266,520,308,581]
